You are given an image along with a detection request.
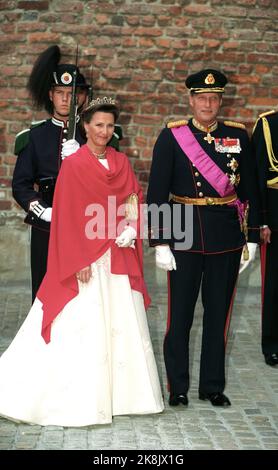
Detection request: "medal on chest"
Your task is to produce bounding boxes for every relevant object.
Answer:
[214,137,241,153]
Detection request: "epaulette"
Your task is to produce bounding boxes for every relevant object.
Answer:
[14,120,47,155]
[253,110,277,133]
[254,113,278,173]
[167,119,188,129]
[224,120,246,130]
[259,109,276,118]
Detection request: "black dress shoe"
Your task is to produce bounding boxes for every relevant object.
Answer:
[169,393,188,406]
[199,392,231,407]
[265,353,278,366]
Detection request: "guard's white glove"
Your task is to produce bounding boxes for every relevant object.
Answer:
[40,207,52,222]
[155,245,177,271]
[239,242,257,274]
[61,139,80,160]
[115,225,136,248]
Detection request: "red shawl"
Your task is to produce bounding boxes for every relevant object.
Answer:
[37,144,151,343]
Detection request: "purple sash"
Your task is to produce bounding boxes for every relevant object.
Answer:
[171,125,234,197]
[171,125,246,224]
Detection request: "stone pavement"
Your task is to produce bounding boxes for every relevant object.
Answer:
[0,253,277,451]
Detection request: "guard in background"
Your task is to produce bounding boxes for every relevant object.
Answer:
[251,110,278,367]
[147,69,260,407]
[12,45,123,302]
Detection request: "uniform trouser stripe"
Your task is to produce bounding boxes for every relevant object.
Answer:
[31,227,50,303]
[260,243,267,319]
[260,234,278,354]
[164,250,241,395]
[165,272,171,392]
[224,282,238,346]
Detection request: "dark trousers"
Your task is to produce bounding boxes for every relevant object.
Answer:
[30,227,50,303]
[261,232,278,355]
[164,249,242,395]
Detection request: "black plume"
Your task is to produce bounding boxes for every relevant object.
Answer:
[27,45,61,113]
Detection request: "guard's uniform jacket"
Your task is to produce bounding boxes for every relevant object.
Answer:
[147,118,260,252]
[252,110,278,357]
[147,118,261,397]
[252,110,278,231]
[13,118,85,229]
[12,117,122,301]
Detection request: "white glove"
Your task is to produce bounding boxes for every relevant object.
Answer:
[61,139,80,160]
[239,242,257,274]
[115,225,136,248]
[155,245,176,271]
[40,207,52,222]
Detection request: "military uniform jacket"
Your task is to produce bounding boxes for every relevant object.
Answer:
[147,118,261,253]
[12,118,86,230]
[251,111,278,231]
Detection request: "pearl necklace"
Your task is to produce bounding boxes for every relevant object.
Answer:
[89,149,107,159]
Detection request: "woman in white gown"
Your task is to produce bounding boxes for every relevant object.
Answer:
[0,98,164,427]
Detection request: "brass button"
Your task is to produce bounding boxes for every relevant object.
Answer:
[195,171,199,177]
[199,192,203,197]
[197,182,201,187]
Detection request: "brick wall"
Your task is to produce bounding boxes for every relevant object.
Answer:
[0,0,277,210]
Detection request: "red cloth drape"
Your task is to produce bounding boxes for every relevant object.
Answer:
[37,144,151,343]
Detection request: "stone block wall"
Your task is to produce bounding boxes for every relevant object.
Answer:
[0,0,276,281]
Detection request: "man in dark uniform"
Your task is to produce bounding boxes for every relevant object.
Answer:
[250,110,278,367]
[147,69,260,407]
[12,45,122,302]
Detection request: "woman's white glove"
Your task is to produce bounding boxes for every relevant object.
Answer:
[239,242,257,274]
[155,245,177,271]
[61,139,80,160]
[40,207,52,222]
[115,225,136,248]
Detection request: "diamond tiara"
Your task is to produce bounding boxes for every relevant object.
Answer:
[85,96,116,111]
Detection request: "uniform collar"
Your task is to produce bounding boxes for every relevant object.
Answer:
[52,117,67,128]
[51,115,80,128]
[192,118,218,133]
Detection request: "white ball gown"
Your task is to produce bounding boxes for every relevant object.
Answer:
[0,249,164,427]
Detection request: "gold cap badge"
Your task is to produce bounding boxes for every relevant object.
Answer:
[205,73,215,85]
